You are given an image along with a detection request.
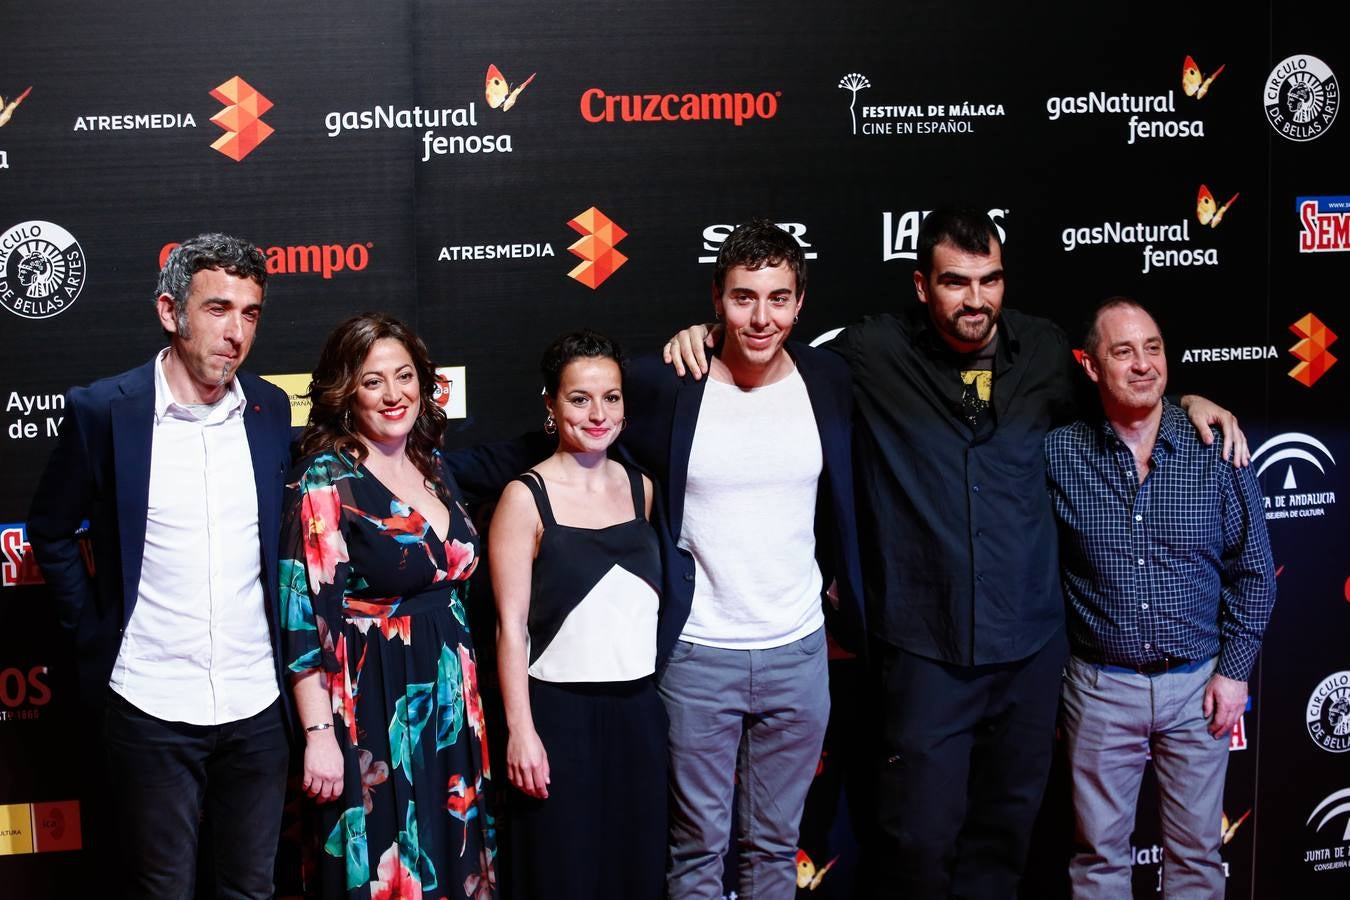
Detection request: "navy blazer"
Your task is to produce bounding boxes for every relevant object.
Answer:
[26,358,295,722]
[620,345,867,666]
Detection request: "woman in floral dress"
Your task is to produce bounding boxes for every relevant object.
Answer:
[281,313,496,899]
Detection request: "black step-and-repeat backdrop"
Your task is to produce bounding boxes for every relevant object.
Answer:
[1,2,1345,896]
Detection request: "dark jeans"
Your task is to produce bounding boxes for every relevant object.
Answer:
[875,631,1067,900]
[104,691,289,900]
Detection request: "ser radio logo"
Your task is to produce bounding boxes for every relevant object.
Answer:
[698,222,816,264]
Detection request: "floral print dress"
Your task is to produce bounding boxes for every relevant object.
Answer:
[281,451,497,900]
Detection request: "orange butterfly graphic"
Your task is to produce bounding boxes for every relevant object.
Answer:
[0,86,32,128]
[1197,185,1239,228]
[1221,809,1251,845]
[485,65,535,112]
[1182,56,1224,100]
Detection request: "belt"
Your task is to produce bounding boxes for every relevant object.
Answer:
[1087,655,1192,676]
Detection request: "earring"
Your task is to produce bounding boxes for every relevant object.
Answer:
[343,410,353,431]
[793,315,799,324]
[544,413,557,435]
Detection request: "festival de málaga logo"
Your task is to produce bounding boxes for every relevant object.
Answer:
[839,72,1004,136]
[1059,184,1233,274]
[0,222,86,319]
[324,63,533,162]
[1266,54,1339,141]
[1046,55,1221,144]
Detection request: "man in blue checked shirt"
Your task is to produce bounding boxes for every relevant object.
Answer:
[1045,297,1276,900]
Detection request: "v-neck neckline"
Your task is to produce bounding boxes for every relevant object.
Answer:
[357,461,450,546]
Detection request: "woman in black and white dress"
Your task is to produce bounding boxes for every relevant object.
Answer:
[489,330,666,900]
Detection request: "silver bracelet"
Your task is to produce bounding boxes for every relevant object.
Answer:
[304,722,333,734]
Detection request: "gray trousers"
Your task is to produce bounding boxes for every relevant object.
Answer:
[658,627,830,900]
[1062,654,1231,899]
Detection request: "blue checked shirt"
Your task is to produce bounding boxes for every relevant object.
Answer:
[1044,401,1276,680]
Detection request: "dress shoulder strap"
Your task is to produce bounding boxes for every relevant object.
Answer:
[623,463,646,521]
[514,470,557,527]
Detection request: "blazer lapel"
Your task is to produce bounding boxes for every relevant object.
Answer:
[111,365,156,622]
[666,376,706,538]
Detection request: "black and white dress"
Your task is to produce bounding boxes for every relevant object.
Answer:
[507,463,667,900]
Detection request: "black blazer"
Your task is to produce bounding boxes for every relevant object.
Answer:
[620,345,867,666]
[26,358,295,722]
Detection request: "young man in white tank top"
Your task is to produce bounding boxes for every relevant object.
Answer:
[650,219,861,900]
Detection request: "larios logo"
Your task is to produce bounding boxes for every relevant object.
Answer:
[1,221,86,319]
[1266,54,1339,142]
[158,240,373,279]
[1046,55,1220,144]
[1253,431,1337,521]
[884,208,1008,262]
[1307,671,1350,753]
[840,72,1004,137]
[1299,196,1350,252]
[1288,313,1338,386]
[566,208,627,289]
[1059,186,1232,274]
[325,63,532,162]
[0,664,51,723]
[580,87,780,126]
[698,222,816,264]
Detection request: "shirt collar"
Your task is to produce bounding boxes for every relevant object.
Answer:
[910,305,1019,366]
[1094,398,1180,455]
[152,348,247,424]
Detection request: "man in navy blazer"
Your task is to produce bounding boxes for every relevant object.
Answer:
[621,219,864,900]
[27,233,293,900]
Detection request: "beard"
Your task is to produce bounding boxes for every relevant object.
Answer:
[944,305,999,346]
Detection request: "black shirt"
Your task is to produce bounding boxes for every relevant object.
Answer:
[830,306,1078,665]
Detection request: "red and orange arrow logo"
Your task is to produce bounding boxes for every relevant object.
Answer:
[1288,313,1337,386]
[566,207,628,289]
[210,76,273,161]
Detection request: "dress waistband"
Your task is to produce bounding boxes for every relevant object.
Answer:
[342,583,459,620]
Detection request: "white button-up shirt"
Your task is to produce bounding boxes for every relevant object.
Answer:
[108,350,279,725]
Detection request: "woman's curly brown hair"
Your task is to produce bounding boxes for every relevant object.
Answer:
[298,313,448,494]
